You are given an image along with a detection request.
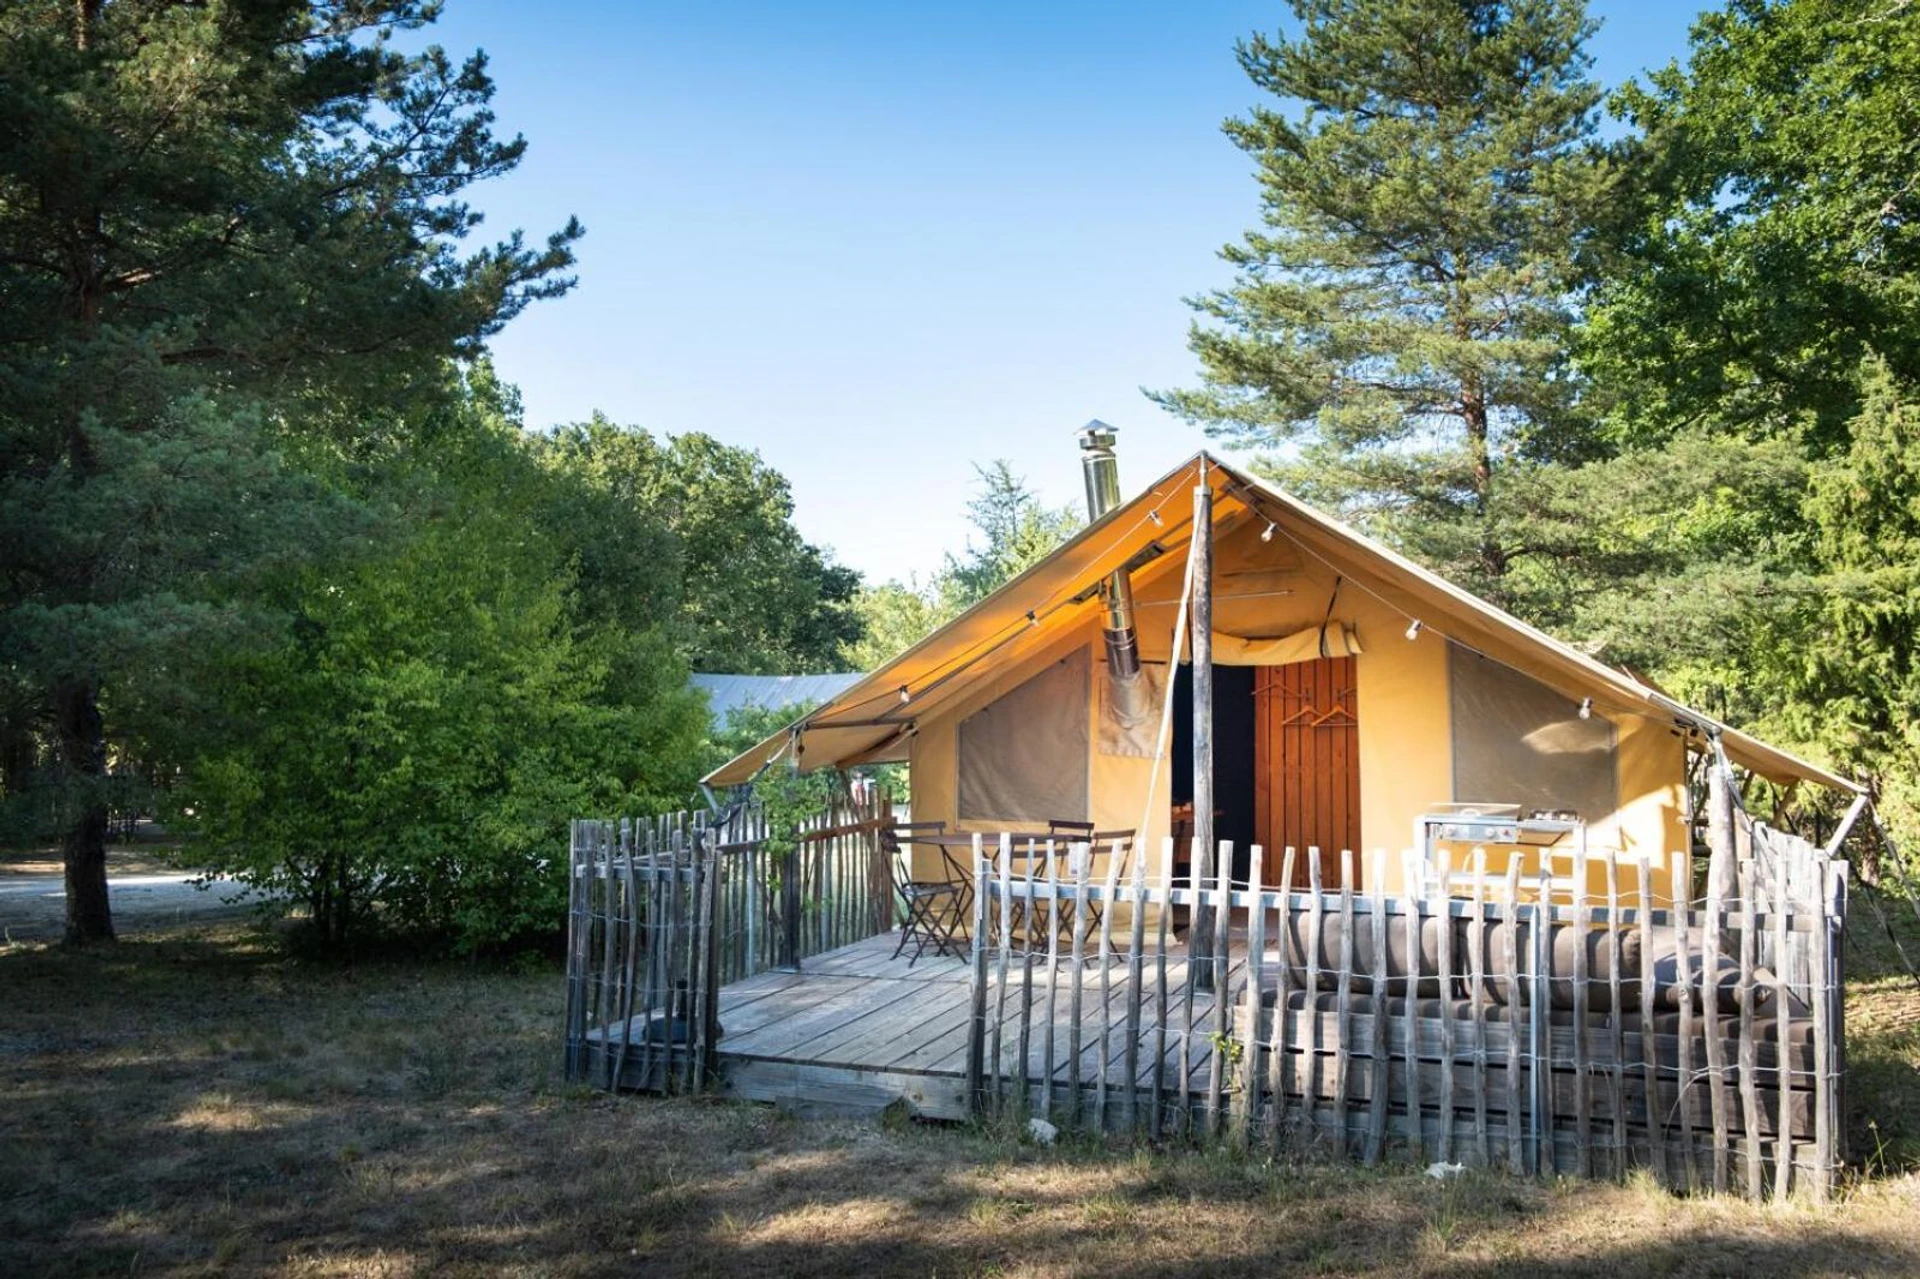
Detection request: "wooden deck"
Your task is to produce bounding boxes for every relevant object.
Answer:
[585,929,1246,1120]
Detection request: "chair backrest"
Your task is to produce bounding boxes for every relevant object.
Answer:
[1047,818,1095,837]
[884,821,948,888]
[883,819,945,851]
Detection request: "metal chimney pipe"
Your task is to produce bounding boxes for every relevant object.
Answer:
[1079,422,1123,521]
[1079,422,1142,684]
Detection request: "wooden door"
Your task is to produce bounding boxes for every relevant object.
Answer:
[1254,657,1360,887]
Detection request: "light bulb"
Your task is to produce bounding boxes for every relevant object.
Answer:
[1405,619,1423,641]
[1260,522,1276,543]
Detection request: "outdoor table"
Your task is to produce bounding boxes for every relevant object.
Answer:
[921,831,1113,943]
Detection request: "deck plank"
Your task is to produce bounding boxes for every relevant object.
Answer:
[724,974,936,1059]
[705,933,1253,1117]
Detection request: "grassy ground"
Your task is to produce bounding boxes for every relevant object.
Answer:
[1,911,1917,1279]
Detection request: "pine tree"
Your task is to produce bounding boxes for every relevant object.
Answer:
[1153,0,1608,604]
[0,1,578,942]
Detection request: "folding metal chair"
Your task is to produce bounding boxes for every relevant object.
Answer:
[1041,821,1135,945]
[884,821,971,965]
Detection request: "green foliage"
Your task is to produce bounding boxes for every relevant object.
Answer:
[847,462,1080,669]
[756,769,841,863]
[1153,0,1611,602]
[941,461,1084,611]
[177,379,709,951]
[1565,1,1920,852]
[0,0,579,940]
[1757,361,1920,852]
[532,419,861,674]
[704,702,817,777]
[1584,0,1920,447]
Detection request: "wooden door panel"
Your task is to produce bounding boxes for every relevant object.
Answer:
[1255,657,1360,887]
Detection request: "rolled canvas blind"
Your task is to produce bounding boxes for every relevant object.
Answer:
[1449,642,1617,821]
[958,647,1090,823]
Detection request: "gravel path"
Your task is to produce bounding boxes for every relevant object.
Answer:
[0,870,261,942]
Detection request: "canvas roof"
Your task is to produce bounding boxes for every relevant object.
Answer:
[705,454,1859,795]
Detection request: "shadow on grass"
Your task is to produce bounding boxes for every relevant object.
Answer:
[1,921,1917,1277]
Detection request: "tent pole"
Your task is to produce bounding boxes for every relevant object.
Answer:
[1190,474,1217,992]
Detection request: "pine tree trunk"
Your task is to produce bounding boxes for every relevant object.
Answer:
[55,679,115,944]
[1462,381,1508,599]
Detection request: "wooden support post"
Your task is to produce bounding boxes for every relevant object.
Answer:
[1190,477,1216,991]
[966,833,989,1115]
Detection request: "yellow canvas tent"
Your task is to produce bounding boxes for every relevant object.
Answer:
[706,452,1855,897]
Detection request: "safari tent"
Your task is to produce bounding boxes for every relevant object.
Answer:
[572,429,1865,1199]
[706,430,1859,907]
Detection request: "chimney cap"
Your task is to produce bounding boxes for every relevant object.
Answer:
[1079,419,1118,449]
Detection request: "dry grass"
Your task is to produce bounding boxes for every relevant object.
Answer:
[2,911,1918,1279]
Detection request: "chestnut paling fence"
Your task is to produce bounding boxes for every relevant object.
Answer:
[562,798,897,1094]
[560,801,1847,1202]
[963,826,1847,1202]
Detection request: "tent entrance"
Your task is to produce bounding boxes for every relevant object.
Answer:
[1170,663,1259,884]
[1254,657,1360,888]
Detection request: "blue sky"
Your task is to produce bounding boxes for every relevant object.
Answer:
[432,1,1704,585]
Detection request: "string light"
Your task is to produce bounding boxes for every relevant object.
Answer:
[1025,610,1038,628]
[897,686,912,705]
[1148,508,1164,527]
[1260,521,1276,542]
[1579,697,1593,720]
[1405,618,1423,641]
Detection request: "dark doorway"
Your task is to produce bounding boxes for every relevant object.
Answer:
[1171,662,1258,882]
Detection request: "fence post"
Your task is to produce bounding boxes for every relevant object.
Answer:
[700,824,725,1081]
[563,820,588,1081]
[781,828,801,971]
[966,832,990,1116]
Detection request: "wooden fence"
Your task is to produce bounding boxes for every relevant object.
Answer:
[965,829,1848,1202]
[563,798,896,1089]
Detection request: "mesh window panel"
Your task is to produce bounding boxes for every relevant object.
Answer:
[958,647,1090,823]
[1449,642,1617,821]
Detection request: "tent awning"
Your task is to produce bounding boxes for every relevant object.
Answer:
[704,454,1859,796]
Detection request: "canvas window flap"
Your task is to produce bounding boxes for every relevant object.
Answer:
[1450,642,1617,820]
[958,647,1090,822]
